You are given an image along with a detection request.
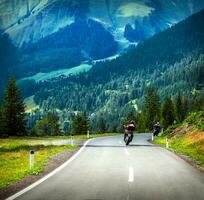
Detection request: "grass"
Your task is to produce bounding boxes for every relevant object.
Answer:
[0,133,120,189]
[0,145,76,189]
[154,129,204,166]
[155,111,204,166]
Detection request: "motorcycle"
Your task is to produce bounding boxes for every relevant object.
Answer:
[124,132,133,145]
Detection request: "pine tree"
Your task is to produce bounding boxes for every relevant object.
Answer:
[71,112,89,135]
[0,107,4,137]
[162,97,175,129]
[47,112,61,136]
[137,111,147,133]
[3,77,26,136]
[35,117,49,136]
[82,112,90,134]
[99,116,106,133]
[125,112,137,123]
[175,92,184,123]
[144,87,161,130]
[183,97,189,119]
[35,112,61,136]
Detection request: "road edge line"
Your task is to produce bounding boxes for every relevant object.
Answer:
[6,139,92,200]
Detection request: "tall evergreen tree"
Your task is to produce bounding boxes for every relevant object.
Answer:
[35,112,61,136]
[3,78,26,136]
[47,112,61,136]
[144,87,161,130]
[137,111,147,133]
[183,97,189,119]
[175,92,184,123]
[125,112,137,123]
[0,107,4,137]
[71,112,89,135]
[162,97,175,129]
[99,116,106,133]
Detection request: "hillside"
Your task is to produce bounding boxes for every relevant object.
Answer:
[19,9,204,132]
[155,111,204,167]
[1,0,204,80]
[90,8,204,82]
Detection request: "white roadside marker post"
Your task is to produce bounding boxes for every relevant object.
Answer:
[30,150,35,170]
[166,137,169,148]
[87,130,90,139]
[71,134,74,146]
[152,133,154,141]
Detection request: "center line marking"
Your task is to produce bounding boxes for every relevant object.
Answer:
[128,167,134,182]
[125,148,129,156]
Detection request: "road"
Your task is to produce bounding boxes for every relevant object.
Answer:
[8,134,204,200]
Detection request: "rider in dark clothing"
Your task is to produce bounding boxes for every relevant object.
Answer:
[153,122,161,136]
[124,121,135,141]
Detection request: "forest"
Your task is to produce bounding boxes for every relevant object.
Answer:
[17,9,204,133]
[0,9,204,135]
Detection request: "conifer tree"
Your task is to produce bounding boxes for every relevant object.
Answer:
[71,112,89,135]
[35,112,61,136]
[3,77,26,136]
[99,116,106,133]
[47,112,61,136]
[183,97,189,119]
[162,97,175,129]
[175,92,184,123]
[0,107,3,137]
[144,87,161,130]
[125,112,137,123]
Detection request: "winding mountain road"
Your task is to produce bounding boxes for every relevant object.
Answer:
[7,134,204,200]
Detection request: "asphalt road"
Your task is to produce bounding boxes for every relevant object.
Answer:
[9,134,204,200]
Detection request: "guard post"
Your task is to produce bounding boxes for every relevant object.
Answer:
[166,137,169,148]
[71,133,74,146]
[30,150,35,170]
[87,130,90,139]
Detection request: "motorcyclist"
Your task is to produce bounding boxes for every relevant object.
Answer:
[153,122,161,137]
[124,120,135,142]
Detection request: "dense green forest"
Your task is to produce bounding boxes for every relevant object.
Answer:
[17,9,204,132]
[1,9,204,135]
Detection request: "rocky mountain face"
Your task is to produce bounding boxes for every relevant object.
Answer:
[1,0,204,47]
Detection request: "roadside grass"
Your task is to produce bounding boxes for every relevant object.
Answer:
[0,141,77,189]
[0,133,120,189]
[155,111,204,166]
[154,137,166,147]
[154,130,204,166]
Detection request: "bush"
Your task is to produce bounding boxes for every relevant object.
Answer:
[185,111,204,130]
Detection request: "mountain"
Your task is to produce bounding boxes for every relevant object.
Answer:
[20,8,204,131]
[1,0,204,46]
[1,0,204,80]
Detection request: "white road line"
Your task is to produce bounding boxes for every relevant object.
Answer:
[128,167,134,182]
[124,148,129,156]
[6,139,92,200]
